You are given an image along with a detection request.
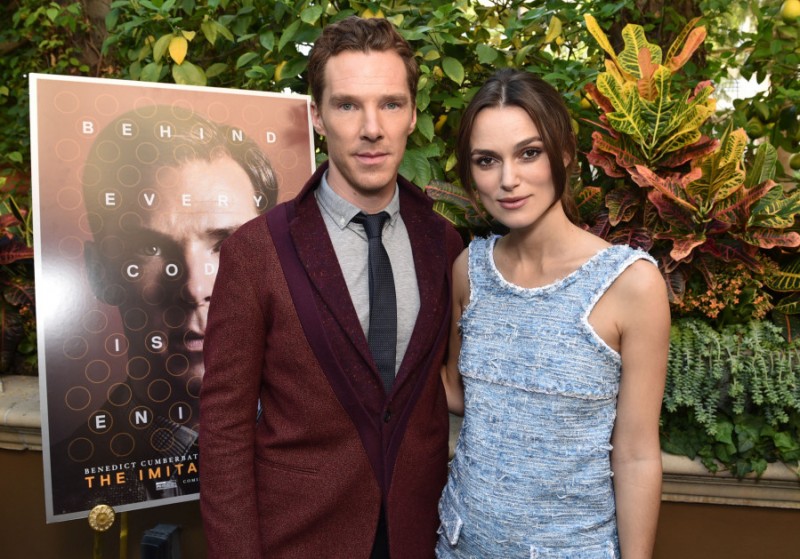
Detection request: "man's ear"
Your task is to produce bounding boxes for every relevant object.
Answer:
[408,104,417,135]
[84,240,112,304]
[310,101,326,137]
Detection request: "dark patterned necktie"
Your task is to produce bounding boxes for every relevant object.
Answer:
[353,211,396,393]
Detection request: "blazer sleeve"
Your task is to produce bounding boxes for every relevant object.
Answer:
[200,226,268,559]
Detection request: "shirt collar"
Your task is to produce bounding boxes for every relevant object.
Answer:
[316,171,400,230]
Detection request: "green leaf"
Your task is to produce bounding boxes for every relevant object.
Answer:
[597,75,647,144]
[260,30,275,52]
[765,258,800,292]
[106,8,120,31]
[153,34,172,63]
[432,200,469,228]
[140,62,163,82]
[300,6,323,25]
[619,24,662,77]
[773,431,798,453]
[749,188,800,229]
[714,419,734,446]
[236,51,259,69]
[205,62,227,78]
[416,113,434,142]
[278,19,302,53]
[584,14,622,71]
[441,57,465,85]
[575,186,604,218]
[745,142,777,188]
[172,60,206,86]
[201,21,218,46]
[422,49,440,62]
[445,151,457,173]
[416,87,431,112]
[475,43,500,65]
[605,186,640,226]
[215,20,234,42]
[774,293,800,314]
[276,58,308,83]
[400,148,432,187]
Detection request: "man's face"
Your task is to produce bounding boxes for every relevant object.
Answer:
[88,155,259,393]
[311,49,416,211]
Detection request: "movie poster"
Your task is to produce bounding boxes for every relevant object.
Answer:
[30,74,315,522]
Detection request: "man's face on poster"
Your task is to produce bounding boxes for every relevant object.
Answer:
[86,154,259,395]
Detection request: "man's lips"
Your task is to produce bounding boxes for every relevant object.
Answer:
[355,151,389,164]
[176,331,204,353]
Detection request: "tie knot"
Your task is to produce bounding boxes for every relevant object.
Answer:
[353,211,390,239]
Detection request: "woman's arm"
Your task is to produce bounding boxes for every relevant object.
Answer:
[610,260,671,559]
[441,248,469,416]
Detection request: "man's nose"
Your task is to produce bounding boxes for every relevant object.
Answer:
[360,106,383,141]
[180,249,214,306]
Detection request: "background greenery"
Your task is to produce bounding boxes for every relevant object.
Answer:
[1,0,798,477]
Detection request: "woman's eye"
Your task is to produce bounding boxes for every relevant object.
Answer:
[522,148,542,160]
[474,157,495,168]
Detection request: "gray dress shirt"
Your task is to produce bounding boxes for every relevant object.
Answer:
[315,173,420,375]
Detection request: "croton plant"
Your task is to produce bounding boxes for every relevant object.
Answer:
[580,14,800,328]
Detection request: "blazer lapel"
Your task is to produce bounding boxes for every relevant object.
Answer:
[286,167,450,396]
[394,178,449,390]
[287,165,376,375]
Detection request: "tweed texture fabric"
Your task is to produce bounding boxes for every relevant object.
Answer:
[437,235,657,559]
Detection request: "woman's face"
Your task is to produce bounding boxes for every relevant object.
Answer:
[469,105,559,231]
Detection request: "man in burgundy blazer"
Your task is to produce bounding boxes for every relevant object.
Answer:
[199,16,463,559]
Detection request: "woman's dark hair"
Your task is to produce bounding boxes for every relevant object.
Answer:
[456,68,579,223]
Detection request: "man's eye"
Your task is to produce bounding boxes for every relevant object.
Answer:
[340,103,354,111]
[139,245,162,257]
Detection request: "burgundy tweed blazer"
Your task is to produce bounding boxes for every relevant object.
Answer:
[200,163,463,558]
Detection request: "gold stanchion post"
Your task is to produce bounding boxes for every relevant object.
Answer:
[119,512,128,559]
[88,504,115,559]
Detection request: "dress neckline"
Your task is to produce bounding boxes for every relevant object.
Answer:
[486,234,617,296]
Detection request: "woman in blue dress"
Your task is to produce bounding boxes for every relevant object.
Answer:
[438,69,670,558]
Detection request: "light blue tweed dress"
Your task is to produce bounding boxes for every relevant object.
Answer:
[437,235,657,559]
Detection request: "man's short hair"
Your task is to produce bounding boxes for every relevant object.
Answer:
[307,16,419,104]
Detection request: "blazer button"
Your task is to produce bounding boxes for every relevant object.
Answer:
[383,410,392,423]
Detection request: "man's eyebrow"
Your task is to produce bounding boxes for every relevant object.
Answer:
[207,227,238,241]
[327,94,357,105]
[127,227,175,244]
[327,93,411,105]
[125,226,238,244]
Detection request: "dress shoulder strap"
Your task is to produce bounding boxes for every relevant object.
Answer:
[466,235,496,298]
[582,244,658,313]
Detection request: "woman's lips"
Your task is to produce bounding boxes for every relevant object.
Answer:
[498,196,529,210]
